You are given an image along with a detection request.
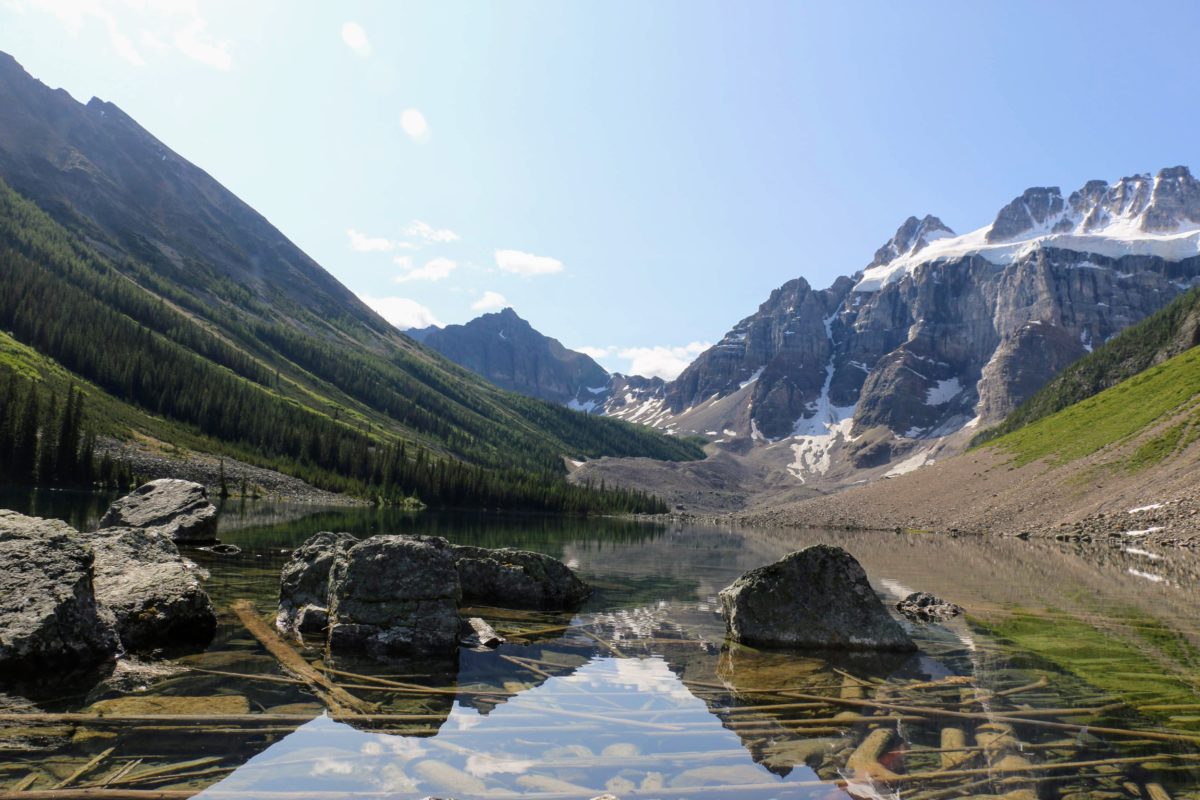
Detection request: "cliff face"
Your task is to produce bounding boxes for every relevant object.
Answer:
[605,169,1200,486]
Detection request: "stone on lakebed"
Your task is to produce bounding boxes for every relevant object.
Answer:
[718,544,914,651]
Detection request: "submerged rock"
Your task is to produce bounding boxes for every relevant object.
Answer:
[718,544,914,651]
[276,531,358,635]
[99,478,218,543]
[328,535,462,656]
[87,527,216,651]
[0,510,119,676]
[453,545,591,610]
[897,591,963,622]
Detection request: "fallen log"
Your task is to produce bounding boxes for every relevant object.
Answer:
[231,600,374,715]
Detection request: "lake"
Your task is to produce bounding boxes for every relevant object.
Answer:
[4,492,1200,798]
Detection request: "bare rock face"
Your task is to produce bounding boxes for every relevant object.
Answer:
[718,545,914,651]
[0,511,119,675]
[327,535,463,657]
[452,545,591,610]
[87,527,216,651]
[276,531,358,635]
[99,479,218,543]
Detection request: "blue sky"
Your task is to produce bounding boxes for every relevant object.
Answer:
[3,1,1199,378]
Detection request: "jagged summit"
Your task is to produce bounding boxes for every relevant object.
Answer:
[986,166,1200,243]
[867,215,955,269]
[856,167,1200,292]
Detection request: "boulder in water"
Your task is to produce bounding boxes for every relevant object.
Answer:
[87,527,216,651]
[718,544,914,651]
[328,535,462,656]
[276,531,358,635]
[99,479,218,543]
[453,545,591,610]
[0,510,119,676]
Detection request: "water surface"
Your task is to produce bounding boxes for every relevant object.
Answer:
[4,496,1200,798]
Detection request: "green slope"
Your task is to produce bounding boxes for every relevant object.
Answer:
[983,341,1200,469]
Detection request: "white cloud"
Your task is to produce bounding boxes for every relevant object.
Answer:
[346,228,397,252]
[494,249,564,277]
[618,342,708,380]
[401,108,430,144]
[360,294,441,330]
[21,0,232,70]
[575,345,616,360]
[471,291,507,312]
[394,256,457,283]
[341,21,371,57]
[172,16,232,70]
[403,219,459,243]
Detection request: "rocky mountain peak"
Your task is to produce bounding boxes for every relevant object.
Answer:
[985,186,1066,243]
[867,215,954,268]
[986,168,1200,243]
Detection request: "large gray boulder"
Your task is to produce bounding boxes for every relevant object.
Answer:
[718,544,914,651]
[453,545,590,610]
[87,528,216,651]
[276,531,358,635]
[328,535,462,656]
[99,479,218,543]
[0,511,119,675]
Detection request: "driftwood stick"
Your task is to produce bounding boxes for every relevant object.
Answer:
[579,629,625,657]
[52,749,114,790]
[867,752,1195,786]
[231,600,374,715]
[95,760,141,788]
[185,667,304,686]
[499,654,553,680]
[780,691,1198,745]
[105,758,222,787]
[845,727,901,781]
[1146,783,1173,800]
[9,774,38,792]
[464,617,504,647]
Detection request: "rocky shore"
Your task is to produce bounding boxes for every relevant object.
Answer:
[728,444,1200,547]
[97,438,364,505]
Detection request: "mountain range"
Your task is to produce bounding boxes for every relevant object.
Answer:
[422,167,1200,509]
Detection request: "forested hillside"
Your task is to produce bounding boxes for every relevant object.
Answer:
[0,50,703,512]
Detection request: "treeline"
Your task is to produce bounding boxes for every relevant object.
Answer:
[0,377,132,489]
[0,181,673,513]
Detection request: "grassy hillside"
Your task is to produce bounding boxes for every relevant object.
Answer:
[983,343,1200,469]
[974,286,1200,446]
[0,179,700,511]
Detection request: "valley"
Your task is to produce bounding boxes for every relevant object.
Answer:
[4,9,1200,799]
